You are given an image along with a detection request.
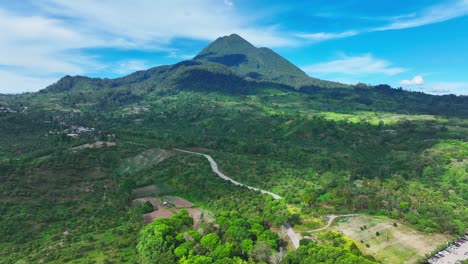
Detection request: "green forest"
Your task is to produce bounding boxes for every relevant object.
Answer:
[1,80,467,263]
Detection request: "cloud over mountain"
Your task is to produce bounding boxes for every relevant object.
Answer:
[400,75,424,86]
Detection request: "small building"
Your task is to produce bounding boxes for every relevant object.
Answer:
[162,201,173,206]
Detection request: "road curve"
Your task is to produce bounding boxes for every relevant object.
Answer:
[174,149,281,199]
[174,148,300,248]
[309,214,358,232]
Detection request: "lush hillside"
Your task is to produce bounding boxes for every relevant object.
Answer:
[0,34,467,263]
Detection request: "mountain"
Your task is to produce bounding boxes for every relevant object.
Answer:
[193,34,338,88]
[43,34,346,95]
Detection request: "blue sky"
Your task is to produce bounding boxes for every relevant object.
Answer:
[0,0,467,95]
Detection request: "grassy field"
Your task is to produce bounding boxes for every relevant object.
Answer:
[119,148,175,175]
[331,215,450,264]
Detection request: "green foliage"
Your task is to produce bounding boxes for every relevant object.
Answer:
[283,242,378,264]
[200,233,220,252]
[141,201,154,214]
[135,207,288,263]
[250,241,272,263]
[137,210,192,263]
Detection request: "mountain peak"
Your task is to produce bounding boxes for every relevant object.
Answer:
[224,33,248,41]
[195,34,256,59]
[220,33,253,46]
[193,33,312,87]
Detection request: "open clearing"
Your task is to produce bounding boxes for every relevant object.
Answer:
[73,141,116,150]
[132,196,209,227]
[331,215,450,264]
[121,148,174,174]
[167,196,194,208]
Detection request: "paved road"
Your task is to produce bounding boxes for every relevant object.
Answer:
[174,148,300,248]
[283,222,300,248]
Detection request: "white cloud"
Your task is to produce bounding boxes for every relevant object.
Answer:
[0,8,108,93]
[0,9,98,75]
[400,75,424,86]
[374,0,468,31]
[303,54,405,76]
[0,70,58,94]
[296,31,358,42]
[36,0,295,48]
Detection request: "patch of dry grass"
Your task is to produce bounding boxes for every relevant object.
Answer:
[332,215,450,264]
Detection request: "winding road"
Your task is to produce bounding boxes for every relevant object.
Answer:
[174,149,300,248]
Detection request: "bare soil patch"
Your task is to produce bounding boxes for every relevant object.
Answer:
[170,196,194,208]
[143,207,174,224]
[143,207,210,227]
[133,196,213,228]
[186,208,203,227]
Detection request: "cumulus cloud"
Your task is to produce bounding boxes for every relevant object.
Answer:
[400,75,424,86]
[303,54,405,76]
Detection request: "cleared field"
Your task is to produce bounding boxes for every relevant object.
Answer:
[132,195,209,227]
[168,196,195,208]
[120,148,175,175]
[143,207,175,224]
[331,215,450,264]
[319,111,442,125]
